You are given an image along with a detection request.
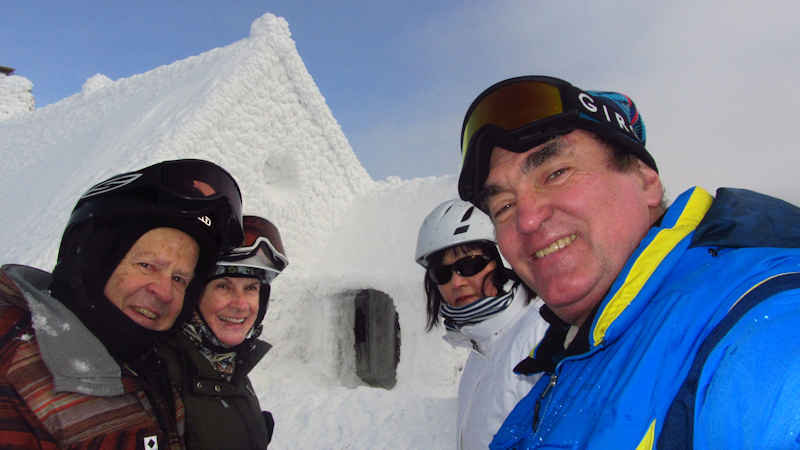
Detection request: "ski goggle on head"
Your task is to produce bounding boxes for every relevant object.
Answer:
[76,159,244,251]
[457,75,656,203]
[213,215,289,285]
[429,255,492,285]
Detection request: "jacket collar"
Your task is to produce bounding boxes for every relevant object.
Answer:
[590,186,800,347]
[590,185,800,346]
[235,339,271,377]
[3,264,126,396]
[692,187,800,249]
[514,303,591,374]
[443,283,530,355]
[515,187,714,375]
[590,187,713,347]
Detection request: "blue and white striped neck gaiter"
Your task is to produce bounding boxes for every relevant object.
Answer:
[440,282,517,331]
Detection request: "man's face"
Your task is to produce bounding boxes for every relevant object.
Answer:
[483,129,662,325]
[104,227,199,331]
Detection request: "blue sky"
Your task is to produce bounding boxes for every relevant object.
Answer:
[5,1,800,202]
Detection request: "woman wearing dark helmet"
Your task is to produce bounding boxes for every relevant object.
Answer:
[162,215,288,450]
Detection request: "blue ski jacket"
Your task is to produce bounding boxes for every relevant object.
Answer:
[490,187,800,449]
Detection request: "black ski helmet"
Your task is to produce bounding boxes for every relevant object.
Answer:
[50,159,245,362]
[63,158,244,253]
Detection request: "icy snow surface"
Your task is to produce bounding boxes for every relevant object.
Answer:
[0,13,465,449]
[0,74,34,121]
[81,73,114,95]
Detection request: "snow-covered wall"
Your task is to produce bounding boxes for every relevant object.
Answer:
[257,175,464,448]
[0,13,463,449]
[0,74,34,121]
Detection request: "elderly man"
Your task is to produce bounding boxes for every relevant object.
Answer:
[458,76,800,449]
[0,159,243,449]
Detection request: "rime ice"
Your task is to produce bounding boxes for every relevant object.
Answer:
[0,13,464,449]
[0,74,34,121]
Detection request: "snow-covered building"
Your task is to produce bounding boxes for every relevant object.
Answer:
[0,13,465,449]
[0,66,35,121]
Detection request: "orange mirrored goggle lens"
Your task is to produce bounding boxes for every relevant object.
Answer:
[461,81,565,161]
[243,217,285,256]
[239,215,288,271]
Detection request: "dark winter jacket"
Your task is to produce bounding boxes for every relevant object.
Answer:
[491,187,800,449]
[0,264,185,450]
[162,327,273,450]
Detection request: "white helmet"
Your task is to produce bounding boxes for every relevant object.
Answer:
[415,199,496,268]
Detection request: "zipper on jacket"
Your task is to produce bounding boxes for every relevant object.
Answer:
[532,374,558,431]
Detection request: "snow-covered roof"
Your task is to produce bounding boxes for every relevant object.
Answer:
[0,13,462,449]
[0,14,375,269]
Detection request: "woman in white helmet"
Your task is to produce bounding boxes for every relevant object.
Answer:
[415,199,548,450]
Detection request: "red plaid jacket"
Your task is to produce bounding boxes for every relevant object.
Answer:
[0,266,185,450]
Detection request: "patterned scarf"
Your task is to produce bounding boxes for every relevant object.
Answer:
[440,281,518,331]
[182,312,238,379]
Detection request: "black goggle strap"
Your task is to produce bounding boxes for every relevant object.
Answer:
[213,263,278,284]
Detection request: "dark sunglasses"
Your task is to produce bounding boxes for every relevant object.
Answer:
[429,255,492,285]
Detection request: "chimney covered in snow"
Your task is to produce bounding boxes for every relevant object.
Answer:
[0,66,35,120]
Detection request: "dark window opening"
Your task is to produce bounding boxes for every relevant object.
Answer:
[353,289,400,389]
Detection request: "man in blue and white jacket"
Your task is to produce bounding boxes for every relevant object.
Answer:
[456,75,800,449]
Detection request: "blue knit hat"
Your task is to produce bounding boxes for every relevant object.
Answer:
[587,90,648,156]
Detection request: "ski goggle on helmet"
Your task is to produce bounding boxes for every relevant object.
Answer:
[458,75,656,203]
[212,215,289,285]
[71,159,244,252]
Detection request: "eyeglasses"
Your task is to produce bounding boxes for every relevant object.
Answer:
[429,255,492,285]
[457,76,653,202]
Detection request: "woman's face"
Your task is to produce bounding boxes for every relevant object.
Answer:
[435,247,498,308]
[199,276,261,347]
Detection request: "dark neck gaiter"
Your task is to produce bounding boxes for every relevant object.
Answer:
[50,218,208,364]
